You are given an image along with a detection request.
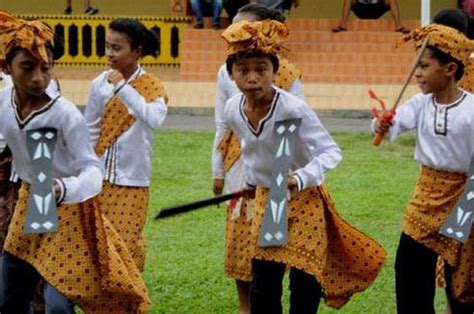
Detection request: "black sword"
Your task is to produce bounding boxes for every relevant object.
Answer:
[155,190,244,219]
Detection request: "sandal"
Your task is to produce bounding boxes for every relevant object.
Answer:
[395,27,410,34]
[331,26,347,33]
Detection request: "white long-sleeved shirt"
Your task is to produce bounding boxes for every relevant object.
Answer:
[212,64,304,192]
[0,85,104,203]
[84,66,167,187]
[0,73,13,155]
[372,91,474,173]
[213,87,342,190]
[0,77,60,155]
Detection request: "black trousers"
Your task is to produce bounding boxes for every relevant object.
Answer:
[0,251,40,314]
[250,259,322,314]
[395,232,474,314]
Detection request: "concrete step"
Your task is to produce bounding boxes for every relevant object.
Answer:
[285,18,419,31]
[179,18,420,84]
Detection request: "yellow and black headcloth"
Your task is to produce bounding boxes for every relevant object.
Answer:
[221,19,289,56]
[0,11,54,66]
[398,24,474,76]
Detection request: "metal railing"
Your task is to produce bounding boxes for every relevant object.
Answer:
[19,15,192,67]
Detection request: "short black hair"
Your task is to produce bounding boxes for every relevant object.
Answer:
[237,3,285,22]
[109,18,159,57]
[427,46,465,81]
[432,8,470,36]
[225,51,279,75]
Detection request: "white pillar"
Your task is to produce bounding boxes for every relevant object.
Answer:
[421,0,431,26]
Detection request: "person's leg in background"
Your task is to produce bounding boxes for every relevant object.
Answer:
[64,0,72,14]
[332,0,357,32]
[385,0,409,32]
[212,0,223,29]
[83,0,99,15]
[250,259,285,313]
[288,267,323,314]
[190,0,205,28]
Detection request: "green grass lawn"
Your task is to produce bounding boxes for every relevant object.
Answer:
[144,131,448,313]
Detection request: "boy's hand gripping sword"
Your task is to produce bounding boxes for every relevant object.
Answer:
[371,36,430,146]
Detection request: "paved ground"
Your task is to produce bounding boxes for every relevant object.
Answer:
[161,114,371,133]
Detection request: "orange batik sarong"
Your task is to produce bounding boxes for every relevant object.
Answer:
[5,185,150,313]
[251,185,386,308]
[403,166,474,303]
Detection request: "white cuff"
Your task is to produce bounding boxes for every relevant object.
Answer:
[53,178,66,204]
[293,173,304,192]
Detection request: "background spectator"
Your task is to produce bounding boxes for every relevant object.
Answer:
[332,0,409,33]
[64,0,99,15]
[189,0,223,29]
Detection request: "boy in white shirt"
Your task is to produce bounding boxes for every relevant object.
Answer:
[216,19,387,312]
[0,11,150,313]
[374,24,474,313]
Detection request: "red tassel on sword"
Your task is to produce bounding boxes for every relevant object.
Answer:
[371,35,431,146]
[369,89,395,146]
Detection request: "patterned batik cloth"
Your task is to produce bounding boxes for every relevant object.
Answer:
[251,184,386,308]
[219,57,301,282]
[273,57,301,91]
[459,58,474,93]
[4,185,150,313]
[224,197,254,281]
[403,166,474,303]
[95,73,168,157]
[99,182,148,272]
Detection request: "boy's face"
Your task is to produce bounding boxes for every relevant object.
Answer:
[231,56,275,100]
[415,49,455,94]
[105,29,142,71]
[6,49,53,96]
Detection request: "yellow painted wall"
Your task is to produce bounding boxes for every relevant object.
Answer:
[0,0,458,18]
[0,0,170,16]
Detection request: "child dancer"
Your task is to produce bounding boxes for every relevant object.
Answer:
[0,56,62,314]
[0,11,149,313]
[212,4,303,313]
[374,24,474,313]
[84,18,168,272]
[215,19,386,312]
